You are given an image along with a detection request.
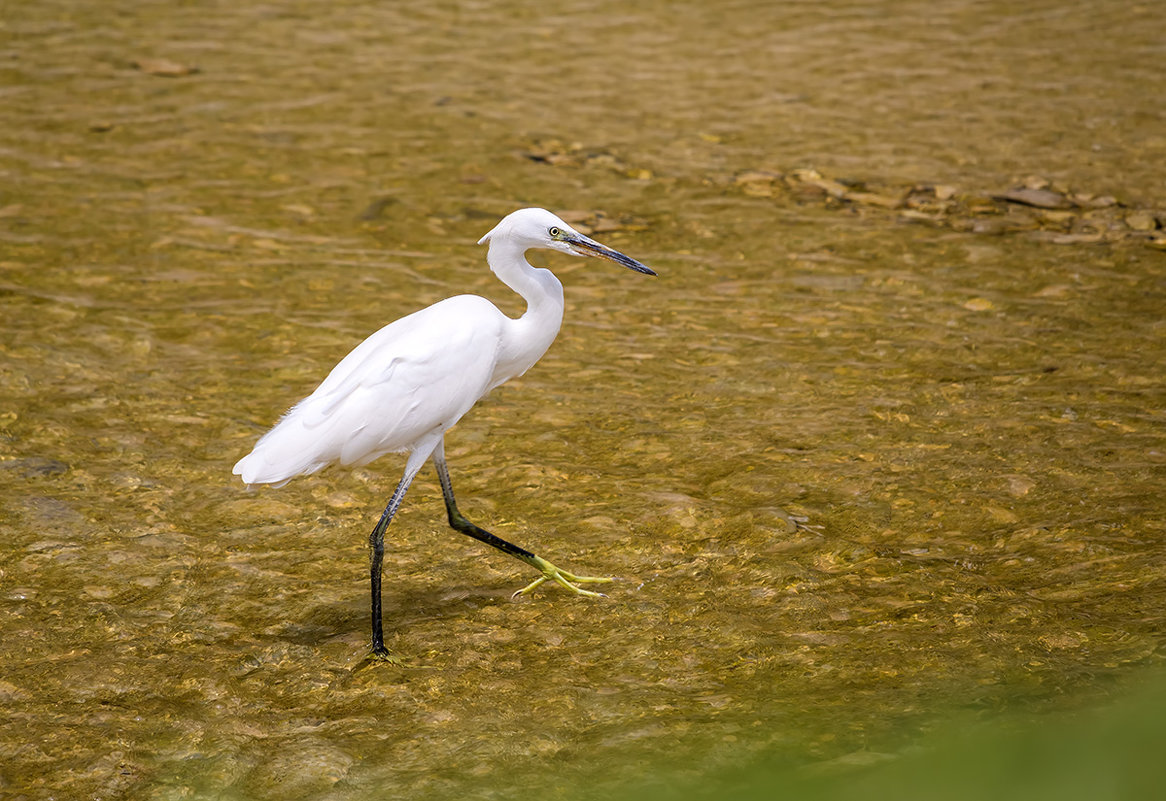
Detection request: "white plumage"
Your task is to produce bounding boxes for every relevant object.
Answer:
[235,295,509,486]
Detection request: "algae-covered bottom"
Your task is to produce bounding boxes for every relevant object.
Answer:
[1,0,1163,798]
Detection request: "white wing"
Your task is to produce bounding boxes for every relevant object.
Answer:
[234,295,507,486]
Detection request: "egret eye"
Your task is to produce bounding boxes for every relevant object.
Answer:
[549,227,561,238]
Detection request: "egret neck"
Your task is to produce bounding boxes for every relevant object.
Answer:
[486,235,566,387]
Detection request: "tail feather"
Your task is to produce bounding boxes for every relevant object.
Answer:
[233,449,327,488]
[233,408,338,487]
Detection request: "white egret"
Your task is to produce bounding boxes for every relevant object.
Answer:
[233,208,655,659]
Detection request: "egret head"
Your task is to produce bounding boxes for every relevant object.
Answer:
[478,208,656,276]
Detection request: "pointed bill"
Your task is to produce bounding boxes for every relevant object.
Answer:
[563,232,656,276]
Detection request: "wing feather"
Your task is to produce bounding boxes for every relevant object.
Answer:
[234,295,507,486]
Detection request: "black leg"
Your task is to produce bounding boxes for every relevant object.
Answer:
[367,450,429,659]
[434,454,538,564]
[432,441,613,597]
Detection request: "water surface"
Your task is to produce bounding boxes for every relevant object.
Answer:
[1,1,1164,798]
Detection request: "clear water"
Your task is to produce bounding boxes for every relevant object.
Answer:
[1,1,1163,798]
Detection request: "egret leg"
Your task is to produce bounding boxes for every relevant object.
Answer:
[432,441,613,598]
[368,448,431,660]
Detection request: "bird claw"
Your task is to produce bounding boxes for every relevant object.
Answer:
[362,646,405,666]
[514,556,614,599]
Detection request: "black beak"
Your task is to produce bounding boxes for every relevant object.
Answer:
[565,233,656,276]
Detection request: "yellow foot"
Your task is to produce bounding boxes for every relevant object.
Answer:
[513,556,614,599]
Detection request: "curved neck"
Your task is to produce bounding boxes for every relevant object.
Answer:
[486,238,565,380]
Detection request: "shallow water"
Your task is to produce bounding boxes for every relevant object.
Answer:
[1,0,1164,798]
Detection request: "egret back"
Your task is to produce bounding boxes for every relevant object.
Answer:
[233,295,509,487]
